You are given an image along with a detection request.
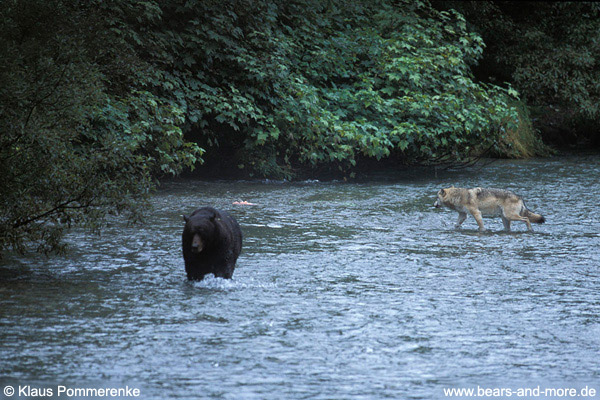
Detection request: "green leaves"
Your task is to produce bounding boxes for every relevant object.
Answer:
[155,0,520,177]
[446,2,600,145]
[0,0,204,256]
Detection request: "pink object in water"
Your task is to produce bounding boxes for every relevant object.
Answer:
[232,201,256,206]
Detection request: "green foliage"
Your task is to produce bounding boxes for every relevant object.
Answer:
[113,0,522,178]
[438,1,600,145]
[493,101,553,159]
[0,0,201,256]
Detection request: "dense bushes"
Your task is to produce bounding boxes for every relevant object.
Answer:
[435,1,600,146]
[0,0,201,255]
[124,0,527,178]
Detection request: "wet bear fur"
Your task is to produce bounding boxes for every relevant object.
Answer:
[182,207,242,280]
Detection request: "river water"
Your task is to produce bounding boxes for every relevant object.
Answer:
[1,154,599,399]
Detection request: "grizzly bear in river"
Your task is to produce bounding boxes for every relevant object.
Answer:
[182,207,242,281]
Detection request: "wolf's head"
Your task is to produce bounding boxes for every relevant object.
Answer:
[433,186,456,208]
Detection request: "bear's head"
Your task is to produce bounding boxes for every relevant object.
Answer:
[183,208,220,254]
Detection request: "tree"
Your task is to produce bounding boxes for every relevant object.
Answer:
[123,0,529,178]
[434,1,600,147]
[0,0,201,256]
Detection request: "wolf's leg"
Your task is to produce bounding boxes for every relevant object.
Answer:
[470,209,486,232]
[501,216,511,231]
[455,212,467,229]
[507,212,534,232]
[512,216,533,231]
[518,206,534,231]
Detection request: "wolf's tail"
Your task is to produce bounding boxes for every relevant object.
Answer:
[523,209,546,224]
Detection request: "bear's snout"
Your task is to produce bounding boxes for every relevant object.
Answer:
[191,234,204,253]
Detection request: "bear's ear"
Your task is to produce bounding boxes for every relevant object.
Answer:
[183,215,189,223]
[450,185,455,188]
[440,188,446,196]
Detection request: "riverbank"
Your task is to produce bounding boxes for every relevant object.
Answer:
[177,147,598,183]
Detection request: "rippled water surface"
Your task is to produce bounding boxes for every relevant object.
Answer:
[2,155,600,399]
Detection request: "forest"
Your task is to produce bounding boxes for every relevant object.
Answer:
[1,0,599,256]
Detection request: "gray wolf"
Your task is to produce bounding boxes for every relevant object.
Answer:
[182,207,242,280]
[434,187,545,232]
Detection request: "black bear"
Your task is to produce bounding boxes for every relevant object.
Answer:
[182,207,242,281]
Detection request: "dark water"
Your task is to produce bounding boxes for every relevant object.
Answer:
[1,155,599,399]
